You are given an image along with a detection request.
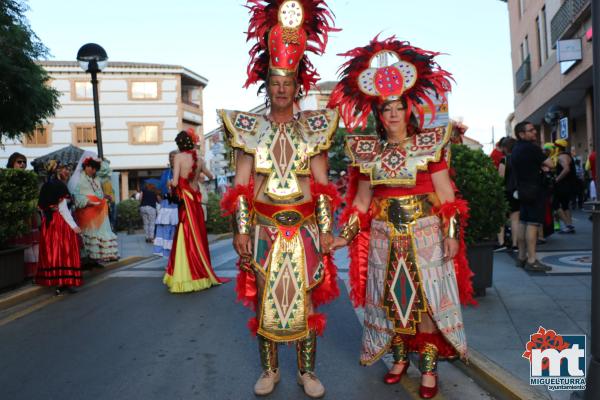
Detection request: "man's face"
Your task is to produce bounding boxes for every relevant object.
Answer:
[267,75,298,111]
[521,124,537,142]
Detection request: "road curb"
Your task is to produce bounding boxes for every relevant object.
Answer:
[208,232,233,243]
[456,348,548,400]
[0,256,151,312]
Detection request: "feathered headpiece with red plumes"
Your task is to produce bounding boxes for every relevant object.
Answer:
[328,35,453,132]
[244,0,338,94]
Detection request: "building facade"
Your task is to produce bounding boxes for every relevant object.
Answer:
[502,0,592,159]
[1,61,208,200]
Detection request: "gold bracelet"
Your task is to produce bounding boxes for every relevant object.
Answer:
[445,214,460,240]
[235,195,251,235]
[339,213,360,243]
[315,194,333,234]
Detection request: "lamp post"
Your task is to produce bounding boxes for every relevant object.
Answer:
[76,43,108,158]
[586,3,600,399]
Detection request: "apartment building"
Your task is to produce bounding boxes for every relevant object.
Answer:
[1,61,208,200]
[502,0,592,158]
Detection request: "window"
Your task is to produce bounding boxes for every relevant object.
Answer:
[128,123,162,144]
[24,125,51,146]
[540,6,548,62]
[130,81,159,100]
[73,81,93,100]
[182,85,201,107]
[73,125,97,145]
[519,0,526,17]
[520,36,529,63]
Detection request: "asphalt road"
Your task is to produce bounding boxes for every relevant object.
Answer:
[0,240,491,400]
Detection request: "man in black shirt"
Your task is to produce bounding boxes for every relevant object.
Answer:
[510,121,554,272]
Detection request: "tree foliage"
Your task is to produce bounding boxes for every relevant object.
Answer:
[450,144,507,245]
[0,168,38,247]
[0,0,59,142]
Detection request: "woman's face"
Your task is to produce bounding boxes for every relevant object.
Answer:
[84,165,97,177]
[58,166,71,181]
[14,158,27,169]
[380,101,407,135]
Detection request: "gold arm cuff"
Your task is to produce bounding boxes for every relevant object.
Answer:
[339,213,360,243]
[445,214,460,240]
[235,195,251,235]
[315,194,333,234]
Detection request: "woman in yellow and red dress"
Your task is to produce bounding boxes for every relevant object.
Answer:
[163,130,228,293]
[36,161,82,295]
[329,36,475,399]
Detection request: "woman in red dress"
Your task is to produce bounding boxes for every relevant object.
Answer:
[36,161,82,295]
[163,130,228,293]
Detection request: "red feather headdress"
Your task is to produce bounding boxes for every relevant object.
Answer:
[328,35,453,132]
[244,0,338,94]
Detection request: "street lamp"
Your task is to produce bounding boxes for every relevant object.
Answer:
[76,43,108,158]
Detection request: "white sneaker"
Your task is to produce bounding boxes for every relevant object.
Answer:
[297,371,325,398]
[254,369,280,396]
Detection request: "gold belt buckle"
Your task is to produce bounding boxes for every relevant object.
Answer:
[386,198,422,231]
[273,210,302,226]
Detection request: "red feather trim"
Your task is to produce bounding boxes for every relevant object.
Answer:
[220,181,255,216]
[235,261,258,310]
[327,35,453,132]
[308,313,327,336]
[247,317,259,336]
[310,180,342,210]
[405,332,457,358]
[311,253,339,307]
[434,199,476,306]
[348,230,369,307]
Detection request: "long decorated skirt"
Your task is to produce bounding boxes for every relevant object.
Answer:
[36,212,82,287]
[163,179,226,293]
[75,199,119,262]
[360,195,467,365]
[251,201,324,342]
[153,199,178,257]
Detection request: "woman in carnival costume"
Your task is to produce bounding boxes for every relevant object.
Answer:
[36,160,82,295]
[162,129,227,293]
[329,36,475,399]
[69,156,119,264]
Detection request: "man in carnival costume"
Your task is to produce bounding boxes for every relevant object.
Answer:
[328,36,475,399]
[219,1,340,397]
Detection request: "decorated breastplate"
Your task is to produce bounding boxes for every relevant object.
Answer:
[220,109,338,201]
[346,124,452,186]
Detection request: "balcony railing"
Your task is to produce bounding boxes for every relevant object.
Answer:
[516,57,531,93]
[550,0,591,47]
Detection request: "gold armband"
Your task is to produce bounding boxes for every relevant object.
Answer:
[339,213,360,243]
[444,214,460,240]
[235,195,251,235]
[315,194,333,234]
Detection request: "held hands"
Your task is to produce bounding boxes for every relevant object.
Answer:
[73,226,82,234]
[330,236,348,251]
[320,233,333,254]
[443,237,459,261]
[233,233,252,262]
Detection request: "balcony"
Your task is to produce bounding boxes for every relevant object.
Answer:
[516,57,531,93]
[550,0,591,47]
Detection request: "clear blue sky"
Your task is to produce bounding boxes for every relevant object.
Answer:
[26,0,514,149]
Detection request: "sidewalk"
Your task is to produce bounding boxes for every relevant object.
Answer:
[462,210,593,400]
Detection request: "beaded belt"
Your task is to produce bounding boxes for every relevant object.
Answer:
[254,200,315,227]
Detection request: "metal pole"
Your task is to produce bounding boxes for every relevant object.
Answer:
[586,3,600,399]
[89,60,104,159]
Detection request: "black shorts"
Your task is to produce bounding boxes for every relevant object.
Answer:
[505,191,520,213]
[520,195,544,225]
[553,189,571,211]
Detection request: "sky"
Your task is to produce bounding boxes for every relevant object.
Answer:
[25,0,514,150]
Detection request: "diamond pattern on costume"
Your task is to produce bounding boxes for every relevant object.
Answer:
[234,113,257,132]
[270,253,301,329]
[307,114,329,132]
[390,257,416,327]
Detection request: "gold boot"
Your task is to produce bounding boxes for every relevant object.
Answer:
[418,343,439,399]
[254,335,280,396]
[296,331,325,398]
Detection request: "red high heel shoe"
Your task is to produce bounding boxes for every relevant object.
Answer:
[383,361,409,384]
[419,372,438,399]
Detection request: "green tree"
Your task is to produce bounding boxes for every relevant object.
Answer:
[0,0,59,142]
[329,115,377,175]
